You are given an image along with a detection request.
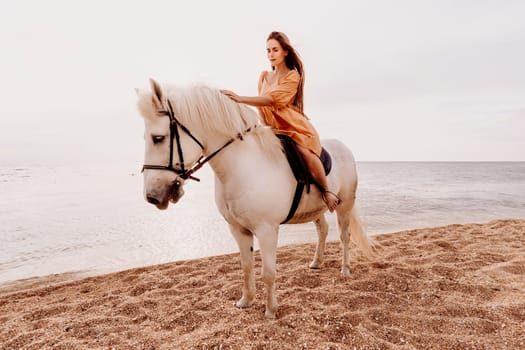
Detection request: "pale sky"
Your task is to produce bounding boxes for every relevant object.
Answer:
[1,0,524,165]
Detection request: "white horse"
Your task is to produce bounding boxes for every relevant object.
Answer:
[137,79,374,319]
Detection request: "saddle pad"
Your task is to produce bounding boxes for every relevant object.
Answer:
[277,134,332,184]
[319,147,332,176]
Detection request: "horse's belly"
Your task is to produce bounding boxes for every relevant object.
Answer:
[287,195,326,224]
[286,214,324,224]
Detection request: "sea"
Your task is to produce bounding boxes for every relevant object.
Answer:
[1,162,524,285]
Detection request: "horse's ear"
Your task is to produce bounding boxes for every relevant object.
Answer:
[134,88,140,96]
[149,78,163,110]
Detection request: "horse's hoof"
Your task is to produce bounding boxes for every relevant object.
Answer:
[235,298,253,309]
[264,309,277,319]
[341,267,351,276]
[309,261,321,269]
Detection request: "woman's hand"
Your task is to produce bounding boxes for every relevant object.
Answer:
[220,89,242,103]
[220,90,273,107]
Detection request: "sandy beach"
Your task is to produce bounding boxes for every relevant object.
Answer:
[1,219,524,349]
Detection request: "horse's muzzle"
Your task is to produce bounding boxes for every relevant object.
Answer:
[169,181,185,204]
[146,193,169,210]
[146,195,161,206]
[145,180,184,210]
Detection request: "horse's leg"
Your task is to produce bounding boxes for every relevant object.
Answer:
[256,224,279,319]
[230,224,255,308]
[309,215,329,269]
[336,202,353,276]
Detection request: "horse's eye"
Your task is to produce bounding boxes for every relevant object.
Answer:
[152,135,165,144]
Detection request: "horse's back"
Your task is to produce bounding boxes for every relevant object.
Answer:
[322,138,357,176]
[322,138,355,159]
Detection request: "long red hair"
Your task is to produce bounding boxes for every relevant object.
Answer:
[267,31,305,113]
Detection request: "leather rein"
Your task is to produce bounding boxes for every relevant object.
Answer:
[141,99,256,182]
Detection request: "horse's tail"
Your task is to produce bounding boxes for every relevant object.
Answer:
[349,206,377,259]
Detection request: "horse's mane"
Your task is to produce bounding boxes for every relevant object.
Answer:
[139,84,283,161]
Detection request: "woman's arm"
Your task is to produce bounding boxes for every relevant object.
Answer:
[220,90,273,107]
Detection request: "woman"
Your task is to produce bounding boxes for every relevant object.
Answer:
[221,31,340,212]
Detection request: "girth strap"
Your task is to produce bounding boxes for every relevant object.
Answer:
[277,134,310,224]
[281,182,305,224]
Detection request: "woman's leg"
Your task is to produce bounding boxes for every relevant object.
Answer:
[296,145,340,212]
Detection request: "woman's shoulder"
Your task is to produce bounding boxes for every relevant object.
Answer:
[286,69,300,77]
[282,69,300,83]
[259,70,269,82]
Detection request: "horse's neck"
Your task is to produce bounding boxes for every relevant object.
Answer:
[206,129,305,226]
[207,133,285,185]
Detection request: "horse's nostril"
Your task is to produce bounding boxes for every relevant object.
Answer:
[147,196,160,205]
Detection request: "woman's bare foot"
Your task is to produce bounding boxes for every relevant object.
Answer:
[322,191,341,212]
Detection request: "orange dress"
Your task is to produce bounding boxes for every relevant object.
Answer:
[258,70,322,157]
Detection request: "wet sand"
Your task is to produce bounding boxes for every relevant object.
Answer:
[1,219,524,349]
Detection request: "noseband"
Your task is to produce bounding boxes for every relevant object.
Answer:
[141,98,256,182]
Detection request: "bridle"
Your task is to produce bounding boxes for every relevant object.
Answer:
[141,99,256,182]
[141,99,203,181]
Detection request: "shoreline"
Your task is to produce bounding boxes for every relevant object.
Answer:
[0,217,515,294]
[1,219,524,349]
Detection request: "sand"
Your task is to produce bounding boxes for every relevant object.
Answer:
[0,219,524,349]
